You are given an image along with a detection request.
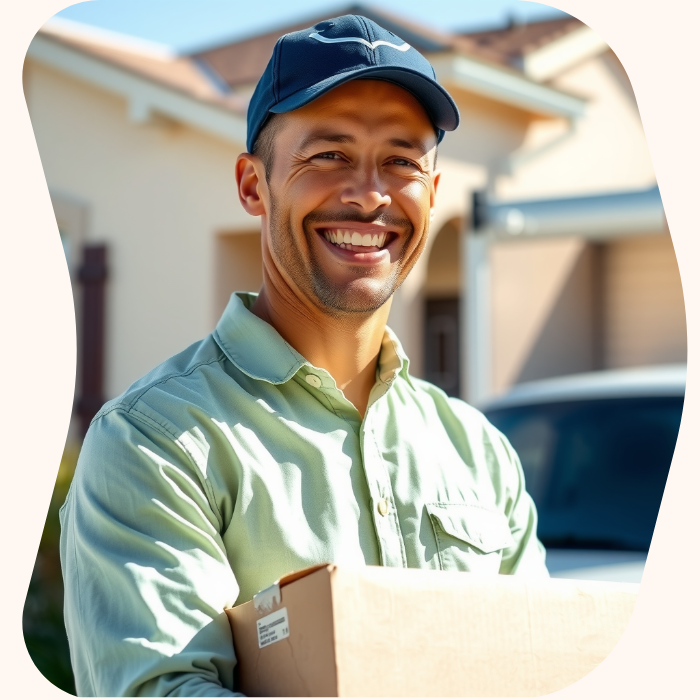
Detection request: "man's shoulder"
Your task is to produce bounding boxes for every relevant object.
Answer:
[402,375,512,447]
[403,375,489,421]
[94,334,227,426]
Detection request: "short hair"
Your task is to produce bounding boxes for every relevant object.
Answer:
[251,112,439,179]
[251,114,283,182]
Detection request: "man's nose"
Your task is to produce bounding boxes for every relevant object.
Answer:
[339,167,391,211]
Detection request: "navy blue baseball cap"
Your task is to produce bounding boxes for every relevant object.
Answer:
[246,14,460,152]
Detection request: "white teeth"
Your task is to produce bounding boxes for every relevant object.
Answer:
[324,229,390,249]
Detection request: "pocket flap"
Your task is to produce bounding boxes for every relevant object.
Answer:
[426,502,515,554]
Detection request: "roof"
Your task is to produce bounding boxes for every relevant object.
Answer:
[36,22,247,114]
[480,365,687,411]
[31,7,591,132]
[190,4,459,89]
[458,17,585,68]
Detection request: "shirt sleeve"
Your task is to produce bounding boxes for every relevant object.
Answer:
[59,405,243,697]
[493,430,550,578]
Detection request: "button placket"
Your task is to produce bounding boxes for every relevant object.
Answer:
[360,410,406,568]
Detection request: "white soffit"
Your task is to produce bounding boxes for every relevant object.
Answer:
[26,34,248,146]
[432,55,587,120]
[517,26,611,82]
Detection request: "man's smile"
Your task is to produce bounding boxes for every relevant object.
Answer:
[308,218,404,264]
[314,225,402,262]
[322,228,388,248]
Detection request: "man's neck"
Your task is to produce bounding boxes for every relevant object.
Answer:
[251,284,390,418]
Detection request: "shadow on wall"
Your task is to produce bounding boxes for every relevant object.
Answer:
[214,231,263,324]
[510,233,686,387]
[514,241,599,384]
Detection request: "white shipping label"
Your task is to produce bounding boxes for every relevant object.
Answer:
[256,607,290,649]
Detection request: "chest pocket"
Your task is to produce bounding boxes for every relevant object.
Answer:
[426,502,515,574]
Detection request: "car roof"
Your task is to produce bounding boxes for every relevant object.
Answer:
[480,364,687,411]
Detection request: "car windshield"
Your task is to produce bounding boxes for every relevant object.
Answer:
[484,396,684,551]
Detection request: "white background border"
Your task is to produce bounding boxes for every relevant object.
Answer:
[2,0,697,695]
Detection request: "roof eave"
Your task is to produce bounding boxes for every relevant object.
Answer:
[26,33,248,146]
[432,53,587,120]
[515,25,611,82]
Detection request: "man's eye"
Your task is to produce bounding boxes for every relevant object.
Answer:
[389,158,417,168]
[312,152,341,160]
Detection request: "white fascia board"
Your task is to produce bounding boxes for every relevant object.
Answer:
[433,55,586,120]
[42,16,177,61]
[518,26,610,82]
[26,34,247,146]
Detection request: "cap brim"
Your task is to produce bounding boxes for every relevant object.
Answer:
[270,65,459,133]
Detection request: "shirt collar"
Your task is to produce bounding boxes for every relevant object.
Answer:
[377,325,414,389]
[214,292,414,389]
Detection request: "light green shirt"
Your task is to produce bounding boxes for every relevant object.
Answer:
[60,292,547,697]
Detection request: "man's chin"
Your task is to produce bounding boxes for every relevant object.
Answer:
[310,277,396,316]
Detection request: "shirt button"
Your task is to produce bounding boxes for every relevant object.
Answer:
[305,374,322,388]
[377,498,389,516]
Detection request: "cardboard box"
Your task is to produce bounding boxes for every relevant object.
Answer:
[225,564,638,697]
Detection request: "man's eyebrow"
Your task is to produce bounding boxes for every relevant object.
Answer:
[298,133,357,150]
[387,137,430,153]
[298,133,432,155]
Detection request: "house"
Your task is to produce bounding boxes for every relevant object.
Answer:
[22,5,685,441]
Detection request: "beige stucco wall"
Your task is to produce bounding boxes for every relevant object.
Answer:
[490,231,687,394]
[495,50,657,201]
[602,234,686,368]
[214,231,263,320]
[423,220,461,299]
[491,237,596,393]
[25,59,256,398]
[485,48,677,393]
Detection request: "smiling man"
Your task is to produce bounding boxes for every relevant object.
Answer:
[60,15,548,697]
[240,77,440,417]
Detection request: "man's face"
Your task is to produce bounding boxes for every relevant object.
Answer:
[261,79,440,317]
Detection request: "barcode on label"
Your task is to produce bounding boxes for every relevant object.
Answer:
[256,606,290,649]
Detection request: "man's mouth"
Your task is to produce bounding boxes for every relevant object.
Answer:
[320,228,390,252]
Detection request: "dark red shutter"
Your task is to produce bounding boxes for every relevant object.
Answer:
[76,244,108,436]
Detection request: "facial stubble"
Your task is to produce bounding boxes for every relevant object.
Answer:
[267,195,416,317]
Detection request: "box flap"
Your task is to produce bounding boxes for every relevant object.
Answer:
[253,563,333,614]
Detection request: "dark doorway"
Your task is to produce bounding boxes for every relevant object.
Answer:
[424,297,461,397]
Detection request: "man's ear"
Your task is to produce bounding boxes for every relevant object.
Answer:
[236,153,268,216]
[430,169,441,218]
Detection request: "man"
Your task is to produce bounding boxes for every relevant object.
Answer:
[60,14,548,697]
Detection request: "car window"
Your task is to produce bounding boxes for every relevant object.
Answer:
[484,396,684,551]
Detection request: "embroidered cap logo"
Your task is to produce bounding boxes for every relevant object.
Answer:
[308,30,411,52]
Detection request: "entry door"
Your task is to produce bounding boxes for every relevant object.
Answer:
[424,297,461,398]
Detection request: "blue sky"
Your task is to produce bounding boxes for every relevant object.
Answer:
[52,0,569,54]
